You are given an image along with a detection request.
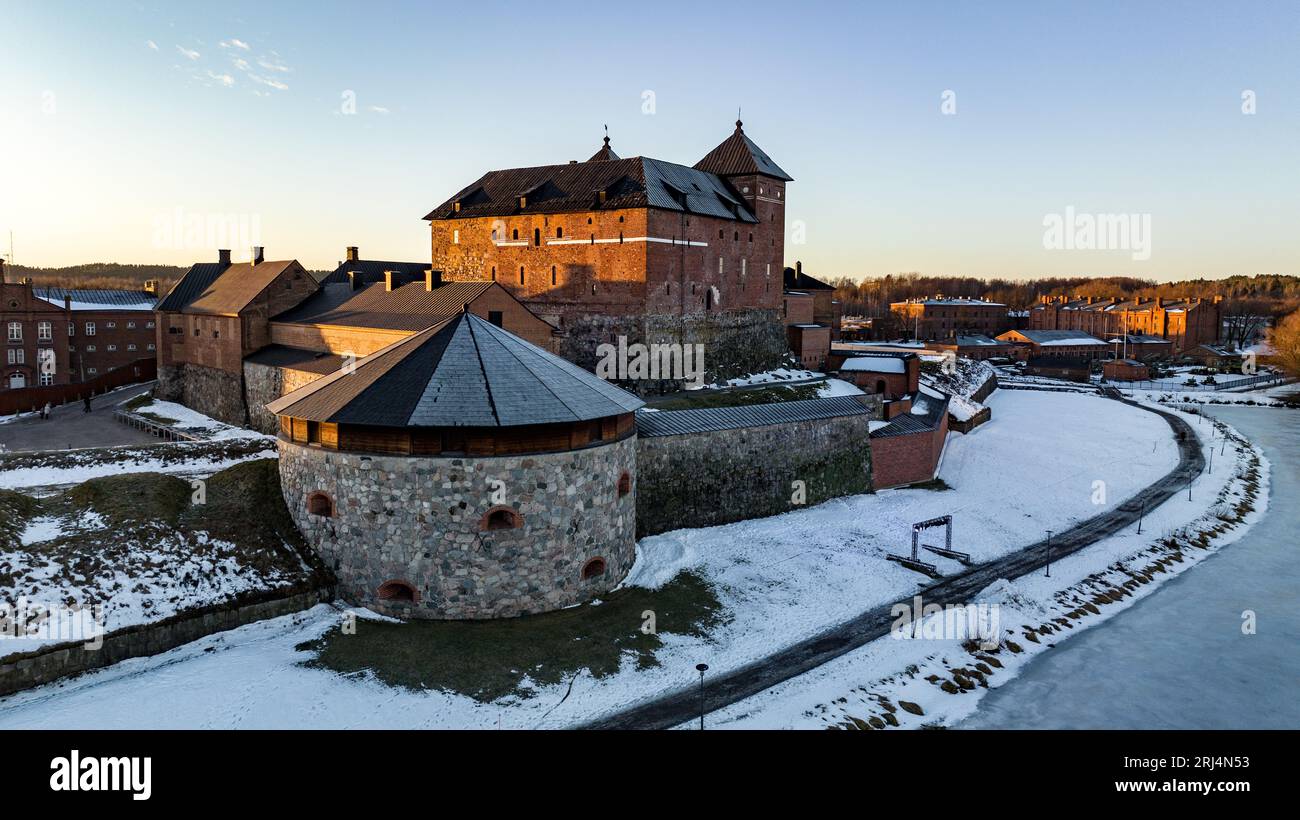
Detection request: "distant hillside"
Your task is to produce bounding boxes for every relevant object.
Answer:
[3,263,188,294]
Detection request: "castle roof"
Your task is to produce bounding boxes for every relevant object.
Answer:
[424,155,757,224]
[272,278,501,332]
[783,266,834,291]
[266,311,642,427]
[694,120,793,181]
[158,259,303,316]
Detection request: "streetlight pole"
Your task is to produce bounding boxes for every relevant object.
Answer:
[1045,530,1053,577]
[696,663,709,730]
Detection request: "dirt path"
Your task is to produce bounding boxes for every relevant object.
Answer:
[582,396,1205,729]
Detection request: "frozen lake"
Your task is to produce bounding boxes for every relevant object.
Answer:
[960,405,1300,729]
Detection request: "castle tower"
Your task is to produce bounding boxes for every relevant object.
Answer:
[694,118,793,273]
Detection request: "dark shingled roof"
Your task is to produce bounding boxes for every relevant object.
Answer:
[156,262,225,312]
[588,136,620,162]
[635,395,875,438]
[783,266,835,291]
[424,156,756,224]
[157,260,303,315]
[244,344,347,375]
[319,258,432,287]
[694,120,793,181]
[272,279,498,331]
[266,312,643,427]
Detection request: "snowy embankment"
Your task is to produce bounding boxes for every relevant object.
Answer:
[123,398,268,442]
[706,405,1268,729]
[0,390,1194,729]
[0,459,321,660]
[0,438,275,490]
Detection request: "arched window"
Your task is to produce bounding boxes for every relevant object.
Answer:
[875,379,887,395]
[551,265,557,285]
[617,471,632,497]
[519,266,525,285]
[307,491,334,517]
[582,557,607,580]
[377,580,417,603]
[512,228,519,240]
[556,227,563,238]
[533,228,541,246]
[481,506,522,531]
[491,266,496,280]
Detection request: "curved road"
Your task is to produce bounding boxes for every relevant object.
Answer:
[583,394,1205,729]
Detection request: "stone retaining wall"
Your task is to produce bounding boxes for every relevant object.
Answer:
[560,309,790,395]
[635,411,877,537]
[0,586,332,698]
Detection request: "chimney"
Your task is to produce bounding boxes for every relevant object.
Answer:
[796,261,803,275]
[251,246,264,266]
[347,270,361,291]
[346,246,359,262]
[144,279,158,295]
[384,270,395,292]
[0,258,5,283]
[424,269,440,291]
[64,295,72,312]
[218,248,232,266]
[1155,297,1163,308]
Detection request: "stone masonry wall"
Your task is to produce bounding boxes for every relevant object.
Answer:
[560,308,790,395]
[158,362,246,426]
[635,407,879,537]
[278,436,637,620]
[244,362,327,434]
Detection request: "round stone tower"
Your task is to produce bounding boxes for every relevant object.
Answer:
[268,311,644,620]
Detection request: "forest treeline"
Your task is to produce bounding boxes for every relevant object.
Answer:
[832,273,1300,317]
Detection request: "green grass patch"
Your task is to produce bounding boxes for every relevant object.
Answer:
[648,382,823,411]
[297,569,725,702]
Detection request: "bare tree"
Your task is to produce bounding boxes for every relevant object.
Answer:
[1267,310,1300,377]
[1221,298,1274,351]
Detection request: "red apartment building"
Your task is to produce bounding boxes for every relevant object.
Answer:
[1028,294,1221,356]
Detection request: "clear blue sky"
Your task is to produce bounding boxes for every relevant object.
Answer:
[2,0,1297,280]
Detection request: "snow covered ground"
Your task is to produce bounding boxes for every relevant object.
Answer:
[0,389,1197,729]
[706,405,1267,729]
[0,439,275,490]
[121,398,267,441]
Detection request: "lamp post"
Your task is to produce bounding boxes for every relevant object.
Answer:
[1137,501,1144,535]
[1045,530,1053,578]
[695,663,709,730]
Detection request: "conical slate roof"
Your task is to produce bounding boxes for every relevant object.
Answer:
[266,312,643,427]
[588,135,621,162]
[694,120,792,181]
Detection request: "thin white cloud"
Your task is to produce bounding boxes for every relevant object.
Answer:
[257,53,291,73]
[176,45,200,60]
[220,38,251,51]
[231,57,250,71]
[368,106,390,114]
[146,40,159,51]
[207,71,235,88]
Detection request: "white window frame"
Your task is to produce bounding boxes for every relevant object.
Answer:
[37,321,52,341]
[7,322,21,341]
[85,322,96,336]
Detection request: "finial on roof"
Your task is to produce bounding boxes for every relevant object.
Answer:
[603,123,610,146]
[462,302,470,314]
[736,107,743,131]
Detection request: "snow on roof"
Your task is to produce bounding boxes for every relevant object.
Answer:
[839,356,906,374]
[34,288,157,312]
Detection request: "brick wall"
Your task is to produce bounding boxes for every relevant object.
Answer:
[1,283,70,389]
[869,414,950,489]
[67,310,156,381]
